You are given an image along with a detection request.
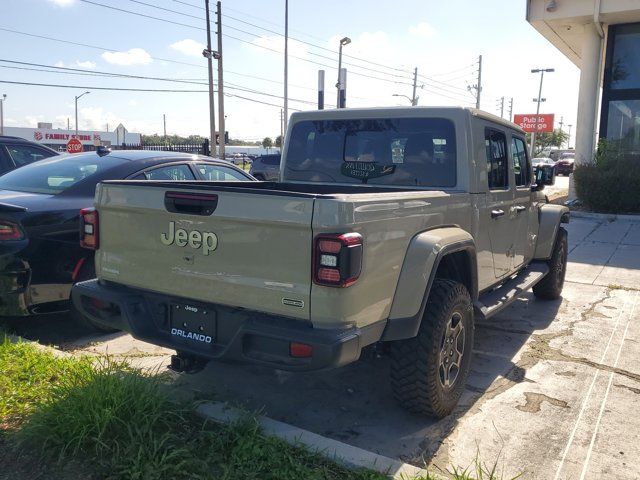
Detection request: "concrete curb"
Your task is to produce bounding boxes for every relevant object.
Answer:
[4,333,72,358]
[570,210,640,222]
[196,401,428,480]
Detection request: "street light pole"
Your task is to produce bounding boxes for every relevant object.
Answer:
[0,94,6,136]
[392,94,414,105]
[336,37,351,108]
[530,68,554,155]
[567,124,573,149]
[74,91,90,136]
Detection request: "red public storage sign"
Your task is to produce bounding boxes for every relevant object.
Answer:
[513,114,555,133]
[66,138,84,154]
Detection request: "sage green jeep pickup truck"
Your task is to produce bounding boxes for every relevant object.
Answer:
[72,107,569,418]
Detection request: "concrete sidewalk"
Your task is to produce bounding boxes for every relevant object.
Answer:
[565,216,640,289]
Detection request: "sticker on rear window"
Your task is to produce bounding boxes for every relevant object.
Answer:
[340,162,395,181]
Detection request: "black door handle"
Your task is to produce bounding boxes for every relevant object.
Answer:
[165,191,218,216]
[491,209,505,219]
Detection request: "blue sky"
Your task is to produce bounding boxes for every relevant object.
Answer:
[1,0,580,141]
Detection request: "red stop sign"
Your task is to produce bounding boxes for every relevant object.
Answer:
[66,138,84,154]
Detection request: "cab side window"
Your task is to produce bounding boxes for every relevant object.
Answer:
[511,137,530,187]
[6,144,54,167]
[485,129,508,189]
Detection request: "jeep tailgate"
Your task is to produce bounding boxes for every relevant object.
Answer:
[94,182,314,320]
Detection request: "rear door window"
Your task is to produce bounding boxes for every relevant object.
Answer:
[485,129,509,189]
[143,164,196,180]
[511,137,530,187]
[5,144,56,167]
[261,155,281,166]
[196,163,248,181]
[284,118,456,187]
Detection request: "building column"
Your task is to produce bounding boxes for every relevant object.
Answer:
[575,23,604,166]
[569,22,603,200]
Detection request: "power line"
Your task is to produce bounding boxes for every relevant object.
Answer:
[0,27,316,91]
[76,0,421,86]
[0,79,301,110]
[170,0,414,76]
[0,59,317,105]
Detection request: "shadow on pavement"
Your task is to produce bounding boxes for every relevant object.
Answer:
[0,311,121,349]
[175,292,562,466]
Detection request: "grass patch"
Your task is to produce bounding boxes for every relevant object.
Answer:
[0,334,386,479]
[0,333,519,480]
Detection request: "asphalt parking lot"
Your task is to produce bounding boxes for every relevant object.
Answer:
[4,214,640,479]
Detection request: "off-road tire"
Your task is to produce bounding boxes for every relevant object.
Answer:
[390,279,474,418]
[533,226,568,300]
[70,261,119,333]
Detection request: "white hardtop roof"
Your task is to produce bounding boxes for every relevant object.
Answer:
[289,106,525,134]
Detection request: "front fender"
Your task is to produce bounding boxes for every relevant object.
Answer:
[534,204,570,260]
[382,227,476,341]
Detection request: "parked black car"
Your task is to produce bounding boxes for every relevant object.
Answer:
[249,153,281,181]
[0,136,59,174]
[0,150,254,326]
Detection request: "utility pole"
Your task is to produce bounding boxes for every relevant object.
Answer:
[411,67,418,106]
[567,124,573,149]
[508,97,513,121]
[467,55,482,109]
[280,109,284,146]
[0,94,5,136]
[498,96,504,118]
[530,68,555,155]
[216,0,225,158]
[559,115,564,131]
[317,70,325,109]
[283,0,288,134]
[204,0,216,156]
[163,114,166,139]
[67,117,70,130]
[476,55,482,109]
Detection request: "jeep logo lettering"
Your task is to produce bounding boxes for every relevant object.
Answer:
[161,221,218,255]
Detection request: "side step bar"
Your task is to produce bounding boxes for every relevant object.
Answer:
[474,261,549,321]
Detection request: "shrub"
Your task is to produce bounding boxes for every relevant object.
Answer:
[574,141,640,213]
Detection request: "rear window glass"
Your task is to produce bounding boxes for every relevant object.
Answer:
[0,154,126,194]
[284,118,456,187]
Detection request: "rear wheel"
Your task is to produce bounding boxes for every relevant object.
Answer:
[533,227,568,300]
[390,279,474,418]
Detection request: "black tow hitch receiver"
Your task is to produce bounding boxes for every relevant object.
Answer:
[168,352,208,374]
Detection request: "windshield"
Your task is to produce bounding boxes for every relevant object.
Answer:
[284,118,457,187]
[0,154,127,194]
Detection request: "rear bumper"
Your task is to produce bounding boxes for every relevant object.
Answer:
[555,163,574,174]
[71,279,385,371]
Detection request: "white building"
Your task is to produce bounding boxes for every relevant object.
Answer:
[527,0,640,165]
[3,123,141,151]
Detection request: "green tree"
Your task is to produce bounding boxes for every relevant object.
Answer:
[262,137,274,149]
[275,135,283,148]
[526,129,569,156]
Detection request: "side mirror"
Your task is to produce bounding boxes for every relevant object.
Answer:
[532,164,555,191]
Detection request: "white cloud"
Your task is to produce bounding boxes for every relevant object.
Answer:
[250,35,307,58]
[54,60,65,68]
[48,0,75,6]
[409,22,436,38]
[169,39,205,58]
[76,60,97,69]
[102,48,152,66]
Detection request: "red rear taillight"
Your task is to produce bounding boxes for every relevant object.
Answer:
[0,221,24,241]
[80,208,99,250]
[313,232,363,287]
[290,342,313,358]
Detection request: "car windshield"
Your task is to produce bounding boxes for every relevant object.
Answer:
[0,154,127,194]
[284,118,457,187]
